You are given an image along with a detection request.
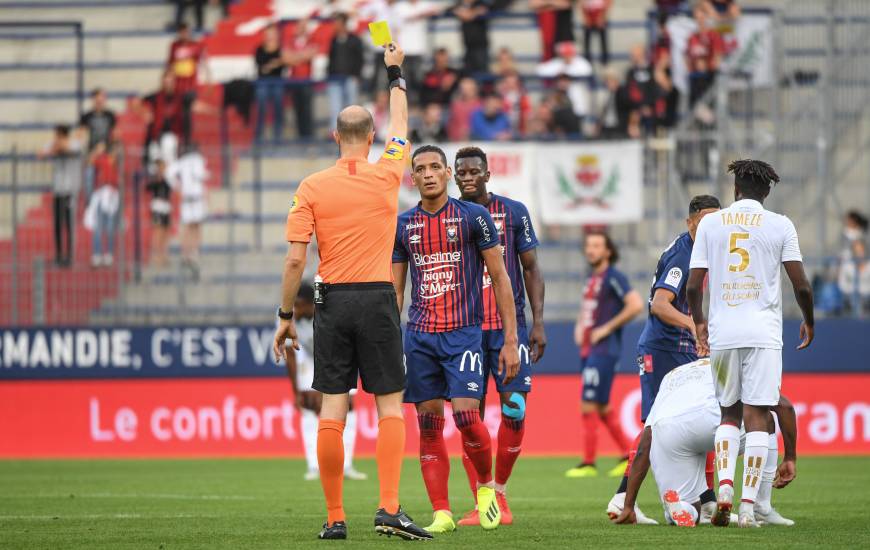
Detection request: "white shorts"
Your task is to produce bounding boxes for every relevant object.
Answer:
[650,408,719,505]
[710,348,782,407]
[181,198,207,225]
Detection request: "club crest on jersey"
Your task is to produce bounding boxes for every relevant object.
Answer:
[446,225,458,242]
[493,219,504,235]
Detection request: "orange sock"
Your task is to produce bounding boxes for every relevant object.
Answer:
[376,415,405,514]
[317,419,345,525]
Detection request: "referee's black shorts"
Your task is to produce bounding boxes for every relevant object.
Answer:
[312,282,406,395]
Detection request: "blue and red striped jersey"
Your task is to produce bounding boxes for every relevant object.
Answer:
[393,197,500,333]
[578,266,632,358]
[476,194,539,330]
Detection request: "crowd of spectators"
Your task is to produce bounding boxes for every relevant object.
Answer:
[815,211,870,317]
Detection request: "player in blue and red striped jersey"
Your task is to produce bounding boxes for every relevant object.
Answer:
[392,145,520,534]
[449,146,546,527]
[565,231,643,478]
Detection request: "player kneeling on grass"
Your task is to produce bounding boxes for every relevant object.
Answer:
[284,283,367,482]
[393,145,521,534]
[612,359,797,527]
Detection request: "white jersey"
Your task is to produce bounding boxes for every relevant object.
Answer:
[689,199,802,350]
[645,359,719,427]
[279,317,315,392]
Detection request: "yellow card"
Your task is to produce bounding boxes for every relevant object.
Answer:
[368,20,392,46]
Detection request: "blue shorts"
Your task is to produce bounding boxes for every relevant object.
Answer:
[637,346,698,421]
[581,354,619,404]
[403,326,485,404]
[481,325,532,395]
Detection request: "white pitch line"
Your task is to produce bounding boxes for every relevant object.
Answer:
[0,513,221,520]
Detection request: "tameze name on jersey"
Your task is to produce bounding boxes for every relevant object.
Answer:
[412,251,461,266]
[720,212,763,227]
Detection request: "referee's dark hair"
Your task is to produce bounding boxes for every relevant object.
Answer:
[689,195,721,215]
[411,144,447,168]
[297,282,315,304]
[728,159,780,201]
[586,229,620,264]
[455,146,488,170]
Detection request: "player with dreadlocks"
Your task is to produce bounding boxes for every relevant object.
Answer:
[686,159,814,528]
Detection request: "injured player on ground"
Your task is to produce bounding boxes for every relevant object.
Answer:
[611,358,798,527]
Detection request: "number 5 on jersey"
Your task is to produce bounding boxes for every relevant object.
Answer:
[728,232,750,272]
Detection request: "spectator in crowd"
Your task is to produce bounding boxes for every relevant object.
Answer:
[420,47,460,106]
[147,158,172,268]
[652,54,679,131]
[395,0,444,103]
[285,19,318,139]
[685,5,723,107]
[654,0,686,17]
[410,102,448,143]
[367,90,391,142]
[254,23,287,144]
[704,0,740,54]
[327,12,365,127]
[526,97,554,138]
[167,144,208,281]
[497,71,532,136]
[593,67,629,138]
[624,44,655,130]
[79,88,117,195]
[452,0,491,74]
[813,260,844,316]
[537,41,593,123]
[530,0,574,61]
[165,23,207,145]
[842,210,869,255]
[448,76,481,141]
[85,135,122,268]
[470,92,513,141]
[494,46,517,77]
[171,0,230,32]
[579,0,611,65]
[39,125,82,267]
[550,79,582,136]
[143,72,184,170]
[651,13,672,66]
[838,239,870,316]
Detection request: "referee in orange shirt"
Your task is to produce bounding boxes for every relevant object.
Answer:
[273,43,430,541]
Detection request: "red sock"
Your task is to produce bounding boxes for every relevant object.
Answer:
[460,436,478,503]
[705,450,715,489]
[582,411,598,465]
[418,413,450,512]
[601,409,629,454]
[453,410,493,484]
[495,416,524,486]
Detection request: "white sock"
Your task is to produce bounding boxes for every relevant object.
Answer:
[714,424,740,490]
[301,408,319,472]
[741,431,769,504]
[755,433,778,512]
[343,409,357,470]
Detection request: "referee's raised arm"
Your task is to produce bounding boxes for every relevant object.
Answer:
[272,42,429,540]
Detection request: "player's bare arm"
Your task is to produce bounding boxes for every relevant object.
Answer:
[650,287,695,337]
[613,425,653,524]
[590,289,643,345]
[391,262,408,313]
[783,261,814,350]
[520,248,547,362]
[772,394,798,488]
[686,267,709,356]
[383,43,407,140]
[273,241,307,361]
[482,245,521,383]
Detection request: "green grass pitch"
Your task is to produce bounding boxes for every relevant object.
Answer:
[1,456,868,549]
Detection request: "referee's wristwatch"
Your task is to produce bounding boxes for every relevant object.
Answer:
[277,307,293,321]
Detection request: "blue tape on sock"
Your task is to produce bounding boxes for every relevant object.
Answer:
[501,392,526,420]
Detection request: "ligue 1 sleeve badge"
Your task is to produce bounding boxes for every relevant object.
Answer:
[290,195,299,212]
